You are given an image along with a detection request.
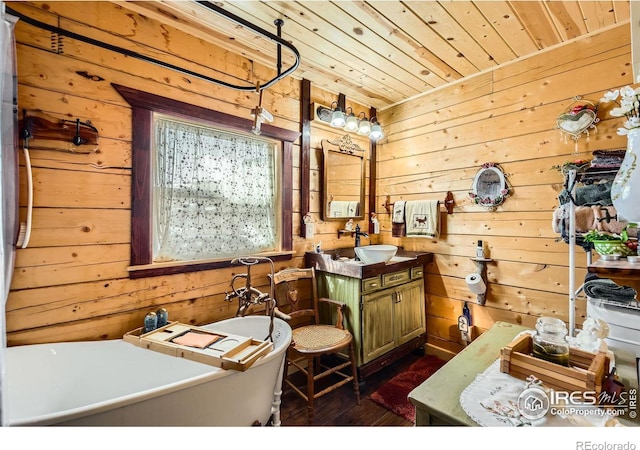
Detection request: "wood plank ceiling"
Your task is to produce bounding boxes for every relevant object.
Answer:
[119,1,631,110]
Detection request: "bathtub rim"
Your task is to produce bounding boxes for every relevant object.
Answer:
[7,316,291,426]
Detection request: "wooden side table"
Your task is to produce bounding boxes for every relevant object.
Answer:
[408,321,639,426]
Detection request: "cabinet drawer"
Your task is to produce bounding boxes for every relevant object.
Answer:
[382,269,410,287]
[362,276,382,293]
[411,266,424,279]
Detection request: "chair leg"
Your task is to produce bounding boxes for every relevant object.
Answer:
[306,355,315,424]
[349,342,360,404]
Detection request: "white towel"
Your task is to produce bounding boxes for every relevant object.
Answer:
[329,200,350,217]
[392,201,405,224]
[405,200,440,238]
[347,201,359,216]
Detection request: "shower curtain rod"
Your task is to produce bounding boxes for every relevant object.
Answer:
[6,3,300,92]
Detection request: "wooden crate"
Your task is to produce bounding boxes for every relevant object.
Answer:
[500,334,610,393]
[124,322,273,371]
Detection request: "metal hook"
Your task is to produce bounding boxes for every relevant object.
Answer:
[73,118,84,146]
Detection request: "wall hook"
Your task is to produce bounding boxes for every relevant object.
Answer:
[19,110,99,153]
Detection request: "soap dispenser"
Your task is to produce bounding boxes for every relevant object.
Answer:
[143,311,158,333]
[156,308,168,327]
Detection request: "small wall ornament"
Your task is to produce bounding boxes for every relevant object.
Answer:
[469,162,510,210]
[556,96,599,153]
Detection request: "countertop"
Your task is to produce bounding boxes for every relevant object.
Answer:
[304,248,433,279]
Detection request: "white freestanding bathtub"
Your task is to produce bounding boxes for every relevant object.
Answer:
[6,316,292,426]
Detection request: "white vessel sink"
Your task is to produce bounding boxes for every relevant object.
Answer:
[354,245,398,264]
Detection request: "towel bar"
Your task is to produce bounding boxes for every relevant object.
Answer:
[383,192,454,215]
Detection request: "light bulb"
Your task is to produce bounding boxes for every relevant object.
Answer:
[330,108,346,127]
[344,114,358,132]
[357,119,371,135]
[370,123,383,140]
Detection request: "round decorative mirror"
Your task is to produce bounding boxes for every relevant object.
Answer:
[469,163,510,209]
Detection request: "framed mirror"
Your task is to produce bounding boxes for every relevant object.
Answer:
[321,135,366,221]
[469,163,510,209]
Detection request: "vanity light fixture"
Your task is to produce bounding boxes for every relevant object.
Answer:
[357,112,371,136]
[330,101,346,128]
[369,117,383,141]
[343,107,358,132]
[313,102,383,141]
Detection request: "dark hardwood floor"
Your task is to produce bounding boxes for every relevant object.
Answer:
[279,352,424,426]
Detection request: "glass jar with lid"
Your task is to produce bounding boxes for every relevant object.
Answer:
[532,317,570,366]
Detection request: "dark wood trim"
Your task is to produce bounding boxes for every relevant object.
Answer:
[112,83,300,277]
[368,106,377,235]
[112,83,300,143]
[128,253,294,279]
[338,93,346,112]
[282,141,294,251]
[130,107,153,266]
[300,79,311,238]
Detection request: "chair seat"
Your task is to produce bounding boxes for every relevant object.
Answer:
[292,325,352,352]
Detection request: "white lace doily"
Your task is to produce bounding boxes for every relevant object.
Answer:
[459,359,621,427]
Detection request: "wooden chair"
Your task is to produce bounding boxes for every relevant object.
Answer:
[269,267,360,423]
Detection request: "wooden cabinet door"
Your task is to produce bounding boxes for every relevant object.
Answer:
[395,279,425,346]
[361,287,395,364]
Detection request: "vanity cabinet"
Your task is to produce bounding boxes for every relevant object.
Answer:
[306,251,432,378]
[361,277,425,364]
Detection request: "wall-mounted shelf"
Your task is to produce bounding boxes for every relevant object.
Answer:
[337,229,356,238]
[468,258,493,306]
[471,258,493,263]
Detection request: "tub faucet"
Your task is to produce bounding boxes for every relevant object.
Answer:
[225,257,273,317]
[225,256,289,342]
[354,224,369,248]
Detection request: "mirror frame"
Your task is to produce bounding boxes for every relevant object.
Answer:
[469,162,510,209]
[321,135,366,221]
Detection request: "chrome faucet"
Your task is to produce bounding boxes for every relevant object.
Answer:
[354,224,369,248]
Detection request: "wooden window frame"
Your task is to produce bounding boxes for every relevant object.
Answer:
[112,84,299,278]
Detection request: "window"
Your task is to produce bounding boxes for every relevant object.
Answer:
[113,84,299,278]
[154,116,280,261]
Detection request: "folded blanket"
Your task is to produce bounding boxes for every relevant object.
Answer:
[405,200,439,238]
[583,274,637,303]
[592,149,626,159]
[558,181,613,206]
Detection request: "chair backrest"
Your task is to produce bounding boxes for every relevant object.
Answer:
[269,267,320,328]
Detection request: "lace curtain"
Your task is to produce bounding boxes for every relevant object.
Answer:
[153,117,278,262]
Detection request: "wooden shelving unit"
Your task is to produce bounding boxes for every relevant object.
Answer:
[587,258,640,312]
[588,258,640,279]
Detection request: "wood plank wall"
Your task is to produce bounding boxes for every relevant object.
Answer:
[5,1,370,346]
[376,23,635,358]
[7,1,634,357]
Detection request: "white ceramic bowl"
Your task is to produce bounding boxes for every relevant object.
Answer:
[354,245,398,264]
